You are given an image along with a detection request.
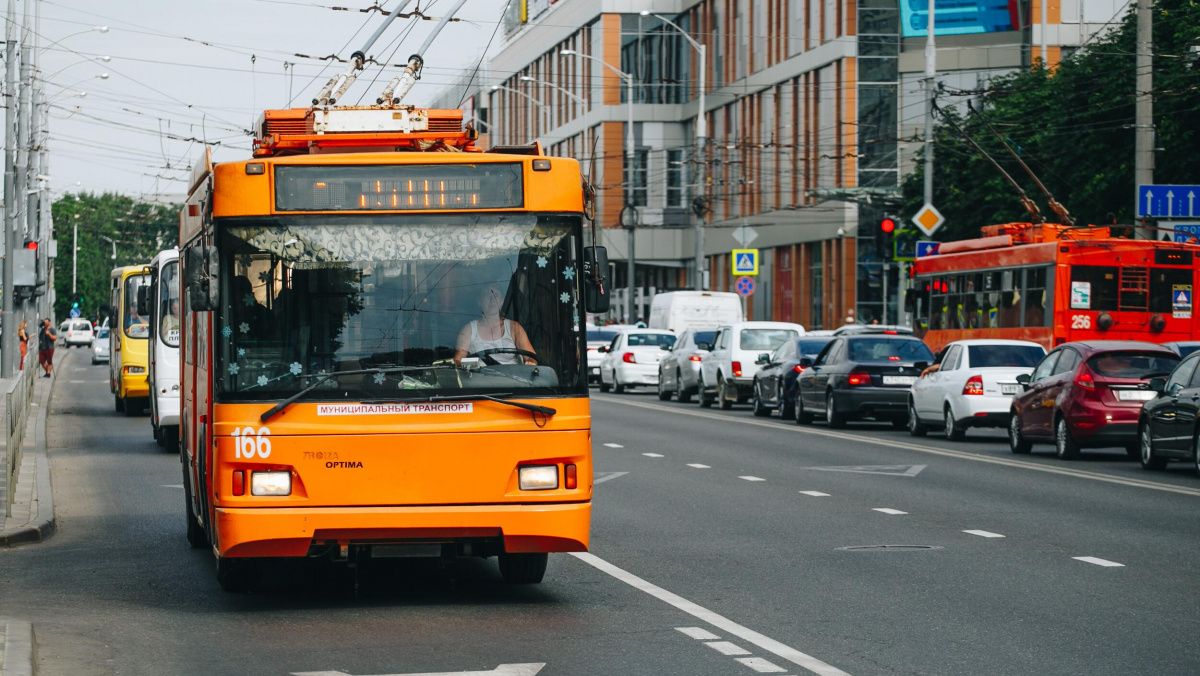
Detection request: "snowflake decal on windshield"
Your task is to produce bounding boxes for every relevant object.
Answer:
[237,348,246,359]
[560,291,571,304]
[289,362,303,376]
[563,266,575,281]
[239,322,250,334]
[256,375,269,387]
[242,294,255,307]
[536,256,548,269]
[227,363,240,375]
[373,372,386,385]
[221,325,233,338]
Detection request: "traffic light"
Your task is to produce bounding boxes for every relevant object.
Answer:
[22,239,37,251]
[877,215,897,260]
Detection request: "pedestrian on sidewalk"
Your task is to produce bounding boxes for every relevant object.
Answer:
[17,318,29,369]
[37,318,56,378]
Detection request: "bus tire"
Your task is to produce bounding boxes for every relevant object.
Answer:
[184,483,208,550]
[163,426,180,454]
[498,552,548,584]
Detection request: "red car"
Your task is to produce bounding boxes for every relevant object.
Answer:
[1008,341,1180,459]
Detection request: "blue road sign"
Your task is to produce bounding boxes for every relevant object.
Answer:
[735,276,755,297]
[69,307,80,318]
[1172,224,1200,243]
[1139,184,1200,218]
[915,241,940,257]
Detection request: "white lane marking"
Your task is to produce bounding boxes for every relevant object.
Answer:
[735,657,789,674]
[293,665,545,676]
[706,641,751,656]
[872,508,908,515]
[571,552,849,676]
[675,627,720,641]
[807,464,926,477]
[1073,556,1125,568]
[603,443,624,448]
[159,484,184,489]
[642,452,664,458]
[593,472,628,484]
[592,396,1200,498]
[739,475,766,482]
[799,491,831,497]
[963,529,1005,539]
[687,463,711,469]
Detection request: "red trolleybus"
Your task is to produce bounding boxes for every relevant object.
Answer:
[909,223,1200,352]
[179,105,610,591]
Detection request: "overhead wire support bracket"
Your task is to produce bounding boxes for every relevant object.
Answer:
[313,0,416,107]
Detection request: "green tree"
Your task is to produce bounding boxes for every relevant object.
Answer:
[51,193,179,320]
[902,0,1200,242]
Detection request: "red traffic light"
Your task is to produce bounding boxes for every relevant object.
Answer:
[880,217,896,234]
[22,239,37,250]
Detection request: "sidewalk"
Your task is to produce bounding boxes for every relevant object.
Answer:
[0,364,57,546]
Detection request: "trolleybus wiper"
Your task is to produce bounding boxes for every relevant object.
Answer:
[259,365,454,423]
[362,392,557,417]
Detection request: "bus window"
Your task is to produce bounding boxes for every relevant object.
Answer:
[1023,267,1049,327]
[124,274,150,338]
[1149,268,1192,313]
[1070,266,1118,311]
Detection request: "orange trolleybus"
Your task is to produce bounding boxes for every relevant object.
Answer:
[179,105,609,590]
[909,222,1200,353]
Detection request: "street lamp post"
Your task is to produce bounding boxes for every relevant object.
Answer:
[489,84,553,143]
[642,11,707,290]
[560,49,636,321]
[518,75,588,128]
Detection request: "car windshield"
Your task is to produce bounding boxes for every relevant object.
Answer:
[849,337,935,363]
[215,214,585,401]
[626,333,675,348]
[1173,344,1200,357]
[587,330,617,343]
[159,260,181,348]
[124,274,150,339]
[71,321,91,331]
[740,328,798,351]
[1087,352,1178,378]
[96,328,109,339]
[968,344,1045,368]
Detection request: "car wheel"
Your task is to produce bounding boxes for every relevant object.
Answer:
[598,372,610,393]
[657,375,672,401]
[1139,422,1166,470]
[794,393,812,425]
[717,375,733,410]
[1008,412,1031,454]
[778,385,795,420]
[498,552,548,584]
[825,391,846,429]
[908,399,927,437]
[698,377,713,408]
[676,370,692,404]
[613,375,625,394]
[943,405,966,441]
[752,380,771,417]
[1194,431,1200,478]
[1055,417,1081,460]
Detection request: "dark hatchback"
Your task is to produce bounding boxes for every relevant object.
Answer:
[1137,350,1200,475]
[795,335,934,428]
[1008,341,1179,459]
[751,336,835,418]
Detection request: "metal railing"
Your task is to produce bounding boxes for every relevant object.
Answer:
[4,349,37,518]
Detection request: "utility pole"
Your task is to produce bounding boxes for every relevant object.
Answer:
[923,0,935,209]
[624,74,635,323]
[2,0,24,376]
[1134,0,1155,239]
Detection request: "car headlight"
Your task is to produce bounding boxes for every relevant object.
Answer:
[250,471,291,496]
[125,366,145,374]
[518,465,558,490]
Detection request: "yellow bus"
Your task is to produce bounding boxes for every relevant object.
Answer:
[110,264,152,415]
[179,105,610,591]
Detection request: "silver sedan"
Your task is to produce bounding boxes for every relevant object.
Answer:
[657,328,718,402]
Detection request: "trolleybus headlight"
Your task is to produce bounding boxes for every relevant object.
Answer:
[518,465,558,491]
[251,471,291,496]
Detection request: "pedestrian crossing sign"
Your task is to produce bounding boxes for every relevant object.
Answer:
[1172,284,1192,318]
[731,249,759,276]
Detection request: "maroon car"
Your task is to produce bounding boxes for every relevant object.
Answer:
[1008,341,1180,459]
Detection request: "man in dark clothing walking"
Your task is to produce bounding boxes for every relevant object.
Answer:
[38,318,56,378]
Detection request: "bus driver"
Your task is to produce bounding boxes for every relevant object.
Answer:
[454,285,535,366]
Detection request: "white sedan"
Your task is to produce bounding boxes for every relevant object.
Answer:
[598,329,676,393]
[908,339,1046,440]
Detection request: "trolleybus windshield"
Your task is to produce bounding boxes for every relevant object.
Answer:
[214,213,585,401]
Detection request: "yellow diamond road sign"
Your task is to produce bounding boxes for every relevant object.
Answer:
[912,203,945,237]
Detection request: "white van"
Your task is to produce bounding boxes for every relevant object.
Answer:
[648,291,743,333]
[146,248,181,451]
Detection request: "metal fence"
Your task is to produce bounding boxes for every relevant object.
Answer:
[4,350,37,518]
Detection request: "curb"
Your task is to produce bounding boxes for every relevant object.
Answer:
[0,618,34,676]
[0,358,58,547]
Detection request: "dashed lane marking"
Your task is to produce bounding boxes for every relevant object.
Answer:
[573,552,849,675]
[1073,556,1125,568]
[739,476,766,482]
[593,472,628,484]
[736,657,790,673]
[592,395,1200,498]
[706,641,752,656]
[872,508,907,515]
[159,484,184,489]
[687,463,711,469]
[675,627,720,641]
[799,491,830,497]
[642,452,665,458]
[963,529,1005,538]
[602,443,624,448]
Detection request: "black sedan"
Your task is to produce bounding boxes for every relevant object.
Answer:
[1138,349,1200,475]
[751,336,834,418]
[795,334,933,428]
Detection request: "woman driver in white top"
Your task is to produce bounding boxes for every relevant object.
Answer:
[454,285,536,366]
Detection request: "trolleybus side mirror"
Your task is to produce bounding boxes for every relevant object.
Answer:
[1148,376,1166,394]
[135,285,150,317]
[185,245,220,312]
[582,246,611,314]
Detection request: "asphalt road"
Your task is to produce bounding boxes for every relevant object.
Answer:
[2,349,1198,675]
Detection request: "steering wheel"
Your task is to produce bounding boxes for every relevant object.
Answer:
[470,347,540,366]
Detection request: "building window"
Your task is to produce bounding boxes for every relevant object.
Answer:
[665,150,685,208]
[625,149,649,207]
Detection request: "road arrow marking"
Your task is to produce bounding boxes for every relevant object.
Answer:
[593,471,628,484]
[291,664,545,676]
[806,464,926,477]
[1146,189,1154,215]
[1168,190,1175,217]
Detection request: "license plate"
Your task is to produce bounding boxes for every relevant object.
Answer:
[590,367,599,375]
[882,375,916,386]
[1001,384,1019,395]
[1116,389,1155,401]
